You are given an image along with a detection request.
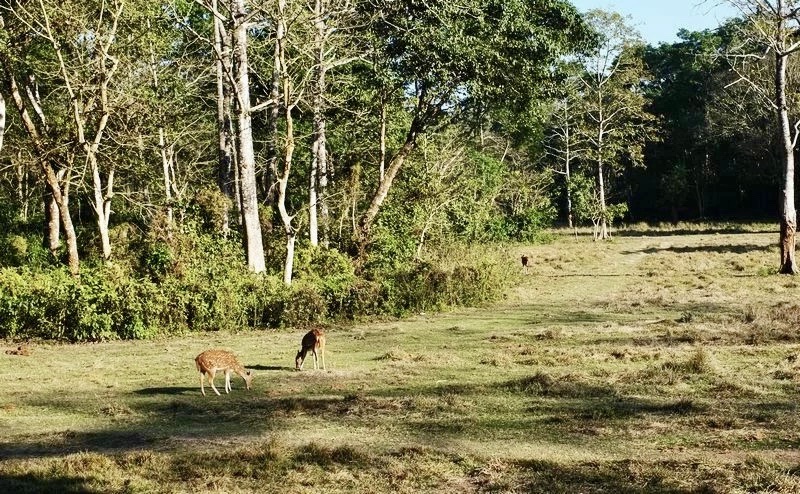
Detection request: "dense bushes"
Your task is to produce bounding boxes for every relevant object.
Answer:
[0,232,517,342]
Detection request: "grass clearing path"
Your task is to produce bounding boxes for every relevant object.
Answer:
[1,228,799,492]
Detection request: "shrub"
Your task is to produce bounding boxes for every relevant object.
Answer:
[0,226,517,339]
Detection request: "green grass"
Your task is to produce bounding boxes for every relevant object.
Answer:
[2,227,799,492]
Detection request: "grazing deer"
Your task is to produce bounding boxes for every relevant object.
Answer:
[521,255,530,274]
[295,329,326,371]
[194,349,253,396]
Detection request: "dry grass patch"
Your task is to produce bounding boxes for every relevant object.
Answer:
[3,227,800,492]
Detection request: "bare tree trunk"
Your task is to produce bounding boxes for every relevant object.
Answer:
[0,91,5,153]
[90,158,114,260]
[264,34,281,206]
[358,102,431,255]
[379,97,387,182]
[777,49,798,273]
[309,0,328,247]
[213,0,235,234]
[158,128,174,229]
[4,66,80,275]
[15,157,30,221]
[232,0,266,273]
[275,0,297,285]
[44,187,60,252]
[562,102,575,230]
[598,159,609,240]
[596,98,610,240]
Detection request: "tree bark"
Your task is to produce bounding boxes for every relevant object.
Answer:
[0,91,5,153]
[275,0,297,285]
[232,0,266,273]
[776,48,798,273]
[309,0,328,247]
[44,183,61,253]
[597,118,610,240]
[4,67,80,275]
[213,0,235,234]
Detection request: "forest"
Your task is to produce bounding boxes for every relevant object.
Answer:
[0,0,799,341]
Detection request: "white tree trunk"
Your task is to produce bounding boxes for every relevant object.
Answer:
[0,91,5,153]
[777,47,798,273]
[213,0,235,234]
[5,66,80,275]
[232,0,266,273]
[284,233,296,285]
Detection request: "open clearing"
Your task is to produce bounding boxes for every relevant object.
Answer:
[1,228,799,493]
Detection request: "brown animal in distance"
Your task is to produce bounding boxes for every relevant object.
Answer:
[295,329,326,371]
[194,349,253,396]
[521,255,530,274]
[5,345,31,356]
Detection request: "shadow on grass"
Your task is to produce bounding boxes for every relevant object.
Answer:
[0,393,349,460]
[616,227,775,237]
[510,458,695,494]
[622,244,772,255]
[0,473,94,494]
[134,387,196,395]
[249,365,293,371]
[0,430,156,460]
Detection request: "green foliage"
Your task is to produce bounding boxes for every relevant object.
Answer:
[191,188,233,233]
[0,267,164,342]
[0,218,516,340]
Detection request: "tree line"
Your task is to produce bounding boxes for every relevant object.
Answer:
[0,0,799,292]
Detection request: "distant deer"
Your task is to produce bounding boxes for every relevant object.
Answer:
[295,328,326,371]
[521,255,530,274]
[195,349,253,396]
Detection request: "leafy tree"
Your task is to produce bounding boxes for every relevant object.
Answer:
[722,1,800,273]
[578,10,658,239]
[356,0,592,255]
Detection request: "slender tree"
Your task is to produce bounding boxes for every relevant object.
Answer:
[231,0,266,273]
[0,91,5,154]
[723,0,800,273]
[579,10,657,239]
[544,69,587,230]
[0,7,81,274]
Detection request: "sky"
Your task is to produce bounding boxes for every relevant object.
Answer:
[569,0,740,45]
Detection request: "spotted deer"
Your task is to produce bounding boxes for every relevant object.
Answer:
[295,329,326,371]
[195,349,253,396]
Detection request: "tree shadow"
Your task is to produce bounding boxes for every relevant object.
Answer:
[511,458,693,493]
[0,430,156,460]
[1,392,350,461]
[616,227,775,237]
[622,244,773,255]
[134,387,196,395]
[249,365,293,372]
[0,473,95,493]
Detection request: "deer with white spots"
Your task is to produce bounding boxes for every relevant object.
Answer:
[195,349,253,396]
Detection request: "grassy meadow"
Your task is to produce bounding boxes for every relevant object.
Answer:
[1,224,799,493]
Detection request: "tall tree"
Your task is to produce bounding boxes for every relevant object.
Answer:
[544,67,587,230]
[579,10,657,239]
[723,0,800,273]
[211,0,236,233]
[643,29,726,221]
[0,91,5,153]
[356,0,591,256]
[0,6,81,274]
[308,0,358,247]
[231,0,266,273]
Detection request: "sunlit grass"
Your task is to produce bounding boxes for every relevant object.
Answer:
[1,226,799,492]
